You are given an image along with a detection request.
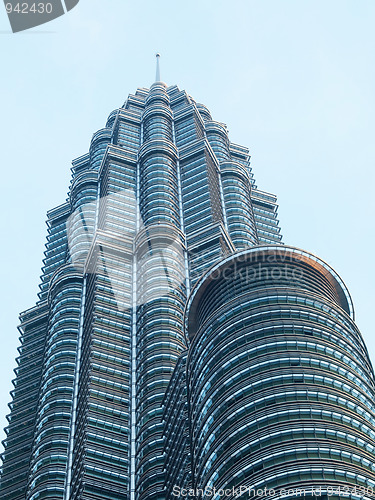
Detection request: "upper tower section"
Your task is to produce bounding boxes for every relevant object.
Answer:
[63,74,282,288]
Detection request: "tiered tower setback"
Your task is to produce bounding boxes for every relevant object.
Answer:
[3,61,373,500]
[0,68,281,500]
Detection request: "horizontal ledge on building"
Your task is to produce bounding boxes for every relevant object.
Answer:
[142,103,173,121]
[135,224,186,254]
[139,139,178,161]
[185,245,354,340]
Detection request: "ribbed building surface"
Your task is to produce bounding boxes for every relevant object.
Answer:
[0,73,281,500]
[180,247,375,498]
[1,67,374,500]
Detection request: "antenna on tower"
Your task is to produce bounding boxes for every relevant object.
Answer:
[155,53,161,82]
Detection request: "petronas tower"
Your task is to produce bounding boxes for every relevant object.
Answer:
[1,59,375,500]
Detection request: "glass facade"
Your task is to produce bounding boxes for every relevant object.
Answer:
[2,74,373,500]
[182,247,375,499]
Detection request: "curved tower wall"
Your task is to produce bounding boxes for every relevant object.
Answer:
[69,105,140,499]
[1,82,282,500]
[0,304,49,500]
[220,161,258,248]
[135,83,187,498]
[27,266,84,500]
[68,170,98,265]
[3,78,374,500]
[186,247,375,498]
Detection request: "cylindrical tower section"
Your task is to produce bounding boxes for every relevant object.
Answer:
[27,265,84,500]
[205,121,231,163]
[140,83,179,229]
[134,83,188,498]
[195,103,212,123]
[139,142,180,228]
[143,83,172,143]
[220,161,258,249]
[135,226,187,499]
[89,128,111,171]
[67,171,98,266]
[143,106,173,143]
[186,246,375,499]
[106,109,118,130]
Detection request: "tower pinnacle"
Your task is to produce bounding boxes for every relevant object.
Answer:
[155,53,161,82]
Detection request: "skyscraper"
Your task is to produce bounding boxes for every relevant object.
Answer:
[166,247,375,498]
[1,60,374,500]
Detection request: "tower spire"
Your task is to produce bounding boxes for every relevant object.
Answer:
[155,53,161,82]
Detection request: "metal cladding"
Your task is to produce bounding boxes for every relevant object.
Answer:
[3,77,374,500]
[184,247,375,498]
[0,80,281,500]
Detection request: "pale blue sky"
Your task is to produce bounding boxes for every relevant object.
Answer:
[1,0,374,444]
